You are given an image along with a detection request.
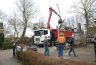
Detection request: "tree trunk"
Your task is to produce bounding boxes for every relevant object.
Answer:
[21,25,27,38]
[85,11,89,44]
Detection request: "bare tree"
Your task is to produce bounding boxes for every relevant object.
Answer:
[32,22,46,30]
[0,10,6,20]
[38,17,46,29]
[72,0,96,41]
[3,25,11,37]
[8,13,22,38]
[29,17,46,30]
[17,0,37,38]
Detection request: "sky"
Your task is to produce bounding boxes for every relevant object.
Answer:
[0,0,16,15]
[34,0,78,29]
[0,0,79,37]
[0,0,77,21]
[37,0,76,17]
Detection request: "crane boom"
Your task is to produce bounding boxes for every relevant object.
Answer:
[47,7,61,29]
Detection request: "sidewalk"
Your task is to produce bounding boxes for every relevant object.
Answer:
[0,49,21,65]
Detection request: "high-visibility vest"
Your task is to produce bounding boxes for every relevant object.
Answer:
[57,36,66,44]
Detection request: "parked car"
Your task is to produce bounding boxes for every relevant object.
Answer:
[28,44,37,51]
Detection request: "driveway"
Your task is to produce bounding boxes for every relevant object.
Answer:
[0,49,21,65]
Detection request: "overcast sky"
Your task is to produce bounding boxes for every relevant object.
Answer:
[0,0,78,24]
[0,0,79,37]
[0,0,76,16]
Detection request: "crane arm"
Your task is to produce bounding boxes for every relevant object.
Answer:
[49,7,61,18]
[47,7,61,29]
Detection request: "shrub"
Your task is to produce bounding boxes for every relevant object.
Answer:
[2,37,15,50]
[19,50,61,65]
[0,33,4,49]
[19,37,30,45]
[19,49,95,65]
[3,41,13,50]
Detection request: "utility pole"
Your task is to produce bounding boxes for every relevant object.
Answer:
[56,4,61,38]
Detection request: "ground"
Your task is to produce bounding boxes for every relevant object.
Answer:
[37,44,96,65]
[0,49,20,65]
[0,44,96,65]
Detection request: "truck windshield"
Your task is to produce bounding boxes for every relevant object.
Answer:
[34,30,48,36]
[34,31,40,36]
[34,30,44,36]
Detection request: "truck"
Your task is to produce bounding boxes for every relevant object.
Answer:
[34,29,51,46]
[34,7,72,46]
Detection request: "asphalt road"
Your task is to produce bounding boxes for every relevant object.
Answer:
[0,49,21,65]
[37,44,96,64]
[0,44,95,65]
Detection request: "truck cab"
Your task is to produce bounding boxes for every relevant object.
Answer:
[34,29,50,46]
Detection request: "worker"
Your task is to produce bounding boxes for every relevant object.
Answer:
[57,32,66,58]
[68,35,77,57]
[13,39,19,57]
[92,34,96,62]
[44,36,50,56]
[13,42,16,56]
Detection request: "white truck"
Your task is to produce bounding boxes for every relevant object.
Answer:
[34,29,51,46]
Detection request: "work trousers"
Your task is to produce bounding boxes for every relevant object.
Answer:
[44,46,49,56]
[94,47,96,59]
[58,44,64,57]
[13,47,16,56]
[69,46,76,56]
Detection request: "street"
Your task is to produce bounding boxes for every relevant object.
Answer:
[37,44,96,64]
[0,44,96,65]
[0,49,21,65]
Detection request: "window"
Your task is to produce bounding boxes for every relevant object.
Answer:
[44,30,48,35]
[34,31,40,36]
[34,30,48,36]
[39,30,44,35]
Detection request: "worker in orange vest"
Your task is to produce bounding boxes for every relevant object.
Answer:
[57,32,66,58]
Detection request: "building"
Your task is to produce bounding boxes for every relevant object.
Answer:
[0,23,4,33]
[0,23,4,49]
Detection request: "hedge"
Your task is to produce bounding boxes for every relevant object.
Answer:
[3,41,13,50]
[18,49,95,65]
[0,33,4,49]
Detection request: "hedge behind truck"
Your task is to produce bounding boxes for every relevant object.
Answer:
[0,33,4,49]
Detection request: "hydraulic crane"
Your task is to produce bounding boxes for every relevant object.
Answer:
[33,7,72,46]
[47,7,72,41]
[47,7,62,29]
